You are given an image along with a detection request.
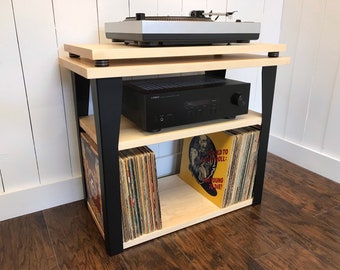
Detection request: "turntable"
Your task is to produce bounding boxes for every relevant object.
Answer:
[105,10,261,46]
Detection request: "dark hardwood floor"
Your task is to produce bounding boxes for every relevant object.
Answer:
[1,153,339,270]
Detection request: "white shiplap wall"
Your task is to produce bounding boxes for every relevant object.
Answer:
[3,0,337,221]
[269,0,340,182]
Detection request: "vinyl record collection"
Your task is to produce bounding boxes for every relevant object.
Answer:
[119,147,162,242]
[223,125,260,206]
[179,125,260,208]
[80,132,162,242]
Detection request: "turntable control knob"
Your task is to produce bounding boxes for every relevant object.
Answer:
[231,93,247,107]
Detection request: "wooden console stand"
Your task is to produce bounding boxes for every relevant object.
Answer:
[59,43,290,255]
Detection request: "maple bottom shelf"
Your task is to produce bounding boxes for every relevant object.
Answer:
[122,175,253,249]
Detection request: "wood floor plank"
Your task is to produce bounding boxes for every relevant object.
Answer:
[0,212,58,270]
[315,205,340,231]
[256,240,337,270]
[264,174,340,216]
[211,207,290,259]
[265,154,340,215]
[251,190,340,269]
[166,218,265,270]
[121,237,196,270]
[262,163,340,250]
[43,201,128,270]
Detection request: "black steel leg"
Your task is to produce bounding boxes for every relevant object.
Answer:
[71,73,90,117]
[91,77,123,255]
[71,72,90,198]
[252,66,277,205]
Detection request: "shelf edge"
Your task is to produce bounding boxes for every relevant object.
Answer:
[79,111,262,150]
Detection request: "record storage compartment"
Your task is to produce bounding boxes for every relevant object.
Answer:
[59,43,290,255]
[79,111,262,248]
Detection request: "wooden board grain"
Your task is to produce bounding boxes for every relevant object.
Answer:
[123,175,253,249]
[63,43,287,60]
[59,53,290,79]
[79,111,262,150]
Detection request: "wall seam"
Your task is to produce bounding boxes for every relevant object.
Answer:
[0,170,5,193]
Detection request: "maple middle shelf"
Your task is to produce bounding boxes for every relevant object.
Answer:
[79,110,262,150]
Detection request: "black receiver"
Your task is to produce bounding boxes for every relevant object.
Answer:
[122,75,250,132]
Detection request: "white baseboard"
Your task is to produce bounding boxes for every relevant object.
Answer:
[0,176,84,221]
[269,135,340,184]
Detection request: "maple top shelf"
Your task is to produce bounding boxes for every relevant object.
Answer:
[59,43,290,79]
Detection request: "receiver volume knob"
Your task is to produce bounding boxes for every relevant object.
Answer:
[231,93,247,107]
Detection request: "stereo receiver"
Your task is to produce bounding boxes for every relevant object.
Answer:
[122,75,250,132]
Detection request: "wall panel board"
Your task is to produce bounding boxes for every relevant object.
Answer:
[97,0,129,44]
[261,0,283,43]
[53,0,99,177]
[11,0,72,184]
[157,0,182,16]
[227,0,264,25]
[323,56,340,159]
[269,0,340,183]
[284,0,325,143]
[226,0,265,113]
[130,0,158,16]
[250,0,284,112]
[0,0,39,191]
[303,0,340,152]
[271,0,303,136]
